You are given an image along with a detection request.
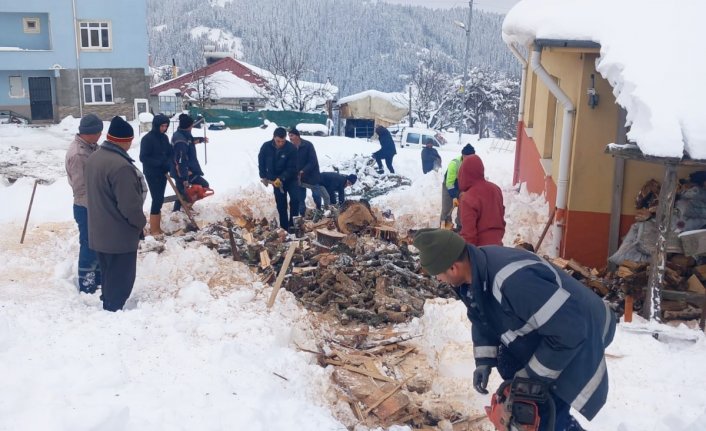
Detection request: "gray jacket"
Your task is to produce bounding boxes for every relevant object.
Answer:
[65,134,99,207]
[85,141,147,253]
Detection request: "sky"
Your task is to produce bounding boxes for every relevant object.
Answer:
[381,0,520,14]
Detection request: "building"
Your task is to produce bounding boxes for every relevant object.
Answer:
[337,90,408,138]
[502,0,705,268]
[149,56,269,116]
[0,0,150,122]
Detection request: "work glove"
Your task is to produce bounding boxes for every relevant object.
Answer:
[453,198,459,208]
[273,178,283,189]
[473,365,491,394]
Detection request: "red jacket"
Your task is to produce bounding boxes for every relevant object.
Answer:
[458,155,506,246]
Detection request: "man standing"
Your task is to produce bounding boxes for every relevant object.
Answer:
[441,144,475,229]
[258,127,299,230]
[373,125,396,174]
[421,138,442,174]
[139,114,172,235]
[315,172,357,206]
[458,154,506,246]
[288,127,328,213]
[170,113,209,212]
[65,114,103,294]
[413,229,616,431]
[85,116,147,312]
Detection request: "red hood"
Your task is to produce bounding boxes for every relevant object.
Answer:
[458,155,485,192]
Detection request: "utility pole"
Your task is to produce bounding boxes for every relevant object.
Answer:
[408,84,414,127]
[457,0,473,145]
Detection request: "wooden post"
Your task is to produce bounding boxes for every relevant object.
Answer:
[20,179,39,244]
[644,163,678,321]
[534,208,556,252]
[267,241,298,309]
[165,173,199,230]
[624,295,633,323]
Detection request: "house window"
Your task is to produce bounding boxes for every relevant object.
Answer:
[83,77,113,104]
[79,21,111,49]
[23,17,40,33]
[9,76,25,98]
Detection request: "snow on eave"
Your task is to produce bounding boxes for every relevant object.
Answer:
[338,90,408,109]
[502,0,706,160]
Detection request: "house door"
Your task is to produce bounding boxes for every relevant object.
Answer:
[28,77,53,121]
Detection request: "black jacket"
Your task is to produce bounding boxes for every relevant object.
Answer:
[139,114,172,177]
[421,147,441,174]
[170,129,204,182]
[258,139,298,184]
[320,172,348,204]
[296,139,321,185]
[376,127,397,157]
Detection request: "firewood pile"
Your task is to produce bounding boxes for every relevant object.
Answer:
[327,154,412,200]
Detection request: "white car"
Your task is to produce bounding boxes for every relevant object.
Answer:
[399,127,442,148]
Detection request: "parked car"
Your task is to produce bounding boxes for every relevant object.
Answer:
[399,127,442,148]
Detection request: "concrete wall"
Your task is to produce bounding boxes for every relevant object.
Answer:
[0,12,51,50]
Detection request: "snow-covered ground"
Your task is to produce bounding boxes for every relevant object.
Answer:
[1,118,705,430]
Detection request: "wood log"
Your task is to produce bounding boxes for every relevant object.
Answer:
[259,249,271,269]
[624,295,634,323]
[550,257,569,269]
[586,278,610,296]
[663,306,702,320]
[616,266,635,278]
[337,201,376,234]
[267,241,298,308]
[693,264,706,281]
[687,275,706,294]
[679,229,706,257]
[567,259,593,279]
[669,254,696,269]
[620,260,648,272]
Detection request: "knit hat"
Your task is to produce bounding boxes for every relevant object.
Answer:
[78,114,103,135]
[178,113,194,129]
[413,228,466,275]
[106,116,134,144]
[288,127,301,136]
[347,174,358,185]
[462,144,475,155]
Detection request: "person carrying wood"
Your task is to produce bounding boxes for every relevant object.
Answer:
[65,113,104,294]
[457,154,506,246]
[139,114,172,235]
[258,127,299,230]
[170,113,209,212]
[413,229,617,431]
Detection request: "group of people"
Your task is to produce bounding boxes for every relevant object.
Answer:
[65,112,209,311]
[257,126,357,231]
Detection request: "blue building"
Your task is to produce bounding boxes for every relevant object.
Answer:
[0,0,149,122]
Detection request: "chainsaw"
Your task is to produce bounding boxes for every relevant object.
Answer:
[185,184,214,203]
[485,377,555,431]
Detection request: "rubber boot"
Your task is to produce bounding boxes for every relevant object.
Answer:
[149,214,163,236]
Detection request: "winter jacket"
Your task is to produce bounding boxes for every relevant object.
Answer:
[458,155,505,246]
[319,172,348,204]
[456,244,616,421]
[375,127,397,157]
[443,156,462,199]
[258,139,298,184]
[139,114,172,178]
[85,142,147,254]
[65,134,99,207]
[170,129,204,183]
[296,139,321,185]
[421,147,442,174]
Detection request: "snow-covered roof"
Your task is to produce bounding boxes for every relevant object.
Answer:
[338,90,408,110]
[338,90,409,123]
[503,0,706,160]
[205,70,262,99]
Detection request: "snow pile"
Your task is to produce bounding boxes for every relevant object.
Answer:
[503,0,706,159]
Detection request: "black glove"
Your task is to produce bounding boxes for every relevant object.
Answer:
[473,365,491,394]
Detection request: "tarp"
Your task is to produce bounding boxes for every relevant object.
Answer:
[337,90,408,126]
[189,108,327,129]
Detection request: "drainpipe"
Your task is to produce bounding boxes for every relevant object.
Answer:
[507,42,527,184]
[71,0,83,117]
[530,44,575,258]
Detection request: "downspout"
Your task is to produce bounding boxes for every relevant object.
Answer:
[71,0,83,117]
[507,42,527,185]
[530,44,575,258]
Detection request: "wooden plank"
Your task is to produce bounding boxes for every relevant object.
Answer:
[567,259,592,279]
[292,266,317,274]
[679,229,706,257]
[624,295,633,323]
[363,378,408,416]
[242,231,255,245]
[267,241,299,309]
[616,266,634,278]
[259,250,271,269]
[620,260,648,272]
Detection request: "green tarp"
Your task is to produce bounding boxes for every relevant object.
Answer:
[189,108,327,129]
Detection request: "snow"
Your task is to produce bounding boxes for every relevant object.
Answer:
[296,123,329,135]
[503,0,706,159]
[338,89,408,110]
[1,118,705,430]
[158,88,180,97]
[206,70,261,99]
[189,26,244,58]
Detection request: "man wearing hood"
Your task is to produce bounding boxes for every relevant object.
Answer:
[139,114,172,235]
[170,113,209,212]
[457,154,506,246]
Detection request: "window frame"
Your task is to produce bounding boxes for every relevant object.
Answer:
[9,76,25,98]
[23,17,40,34]
[78,20,112,50]
[83,77,114,105]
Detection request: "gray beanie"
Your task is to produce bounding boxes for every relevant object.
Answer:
[413,228,466,275]
[79,114,104,135]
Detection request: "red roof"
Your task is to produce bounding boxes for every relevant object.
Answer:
[149,57,267,96]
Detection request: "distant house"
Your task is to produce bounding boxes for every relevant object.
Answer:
[503,0,705,268]
[149,56,268,116]
[337,90,408,138]
[0,0,150,122]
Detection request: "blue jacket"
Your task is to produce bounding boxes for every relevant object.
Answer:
[319,172,348,204]
[296,139,321,185]
[170,129,204,182]
[456,245,616,421]
[376,127,397,157]
[139,114,172,177]
[257,139,298,184]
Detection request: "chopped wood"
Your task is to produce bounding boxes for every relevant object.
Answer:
[693,264,706,281]
[387,346,415,366]
[324,358,394,382]
[259,249,271,269]
[567,259,593,279]
[679,229,706,257]
[665,267,683,287]
[670,254,696,269]
[620,260,648,272]
[292,266,317,274]
[616,266,635,278]
[586,278,610,296]
[242,231,255,245]
[364,378,409,416]
[664,306,702,320]
[550,257,569,269]
[267,241,298,309]
[337,201,376,234]
[688,275,706,294]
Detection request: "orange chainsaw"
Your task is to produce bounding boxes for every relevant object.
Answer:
[485,377,554,431]
[185,184,214,203]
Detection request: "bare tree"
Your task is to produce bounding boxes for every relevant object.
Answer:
[410,51,452,126]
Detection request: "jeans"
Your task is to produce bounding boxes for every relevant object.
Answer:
[312,186,333,208]
[440,184,460,228]
[73,204,101,293]
[373,152,395,173]
[273,180,299,230]
[300,182,330,213]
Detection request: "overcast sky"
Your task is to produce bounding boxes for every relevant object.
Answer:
[381,0,520,14]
